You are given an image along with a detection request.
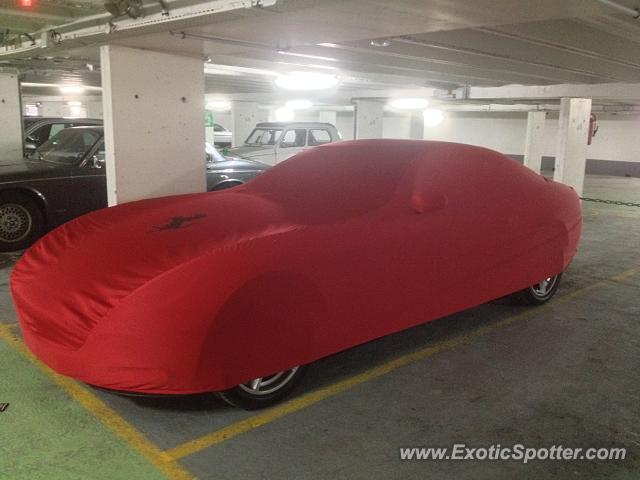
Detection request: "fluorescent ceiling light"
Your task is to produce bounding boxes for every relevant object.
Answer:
[275,71,339,91]
[370,39,391,47]
[204,64,279,77]
[277,51,338,62]
[21,82,102,91]
[274,107,295,122]
[317,43,340,48]
[389,98,429,110]
[277,62,336,71]
[59,85,85,94]
[67,101,82,106]
[285,99,313,110]
[423,108,444,127]
[206,99,231,111]
[203,66,240,76]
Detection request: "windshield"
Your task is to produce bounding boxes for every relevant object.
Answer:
[245,128,283,146]
[35,128,101,165]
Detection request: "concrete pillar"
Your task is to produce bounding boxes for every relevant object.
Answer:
[0,71,23,158]
[101,45,205,206]
[353,99,384,139]
[318,110,337,126]
[409,112,425,140]
[231,101,259,147]
[523,111,546,173]
[554,98,592,197]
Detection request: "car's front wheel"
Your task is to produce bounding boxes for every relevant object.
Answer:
[217,366,306,410]
[512,274,562,305]
[0,192,44,252]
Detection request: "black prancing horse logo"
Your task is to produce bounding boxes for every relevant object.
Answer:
[152,213,207,232]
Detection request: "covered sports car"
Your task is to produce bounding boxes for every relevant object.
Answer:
[11,140,581,409]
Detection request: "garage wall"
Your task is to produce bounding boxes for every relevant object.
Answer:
[23,98,103,119]
[24,99,640,169]
[424,111,640,165]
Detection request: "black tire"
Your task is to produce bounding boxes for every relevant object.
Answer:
[217,365,306,410]
[511,274,562,305]
[0,191,44,252]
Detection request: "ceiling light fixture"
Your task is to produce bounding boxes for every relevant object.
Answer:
[274,107,295,122]
[423,108,444,127]
[285,99,313,110]
[275,71,339,91]
[370,39,391,48]
[21,82,102,91]
[389,98,429,110]
[59,85,85,94]
[277,51,338,62]
[67,101,82,106]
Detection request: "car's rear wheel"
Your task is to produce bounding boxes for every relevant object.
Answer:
[217,366,306,410]
[512,274,562,305]
[0,192,44,252]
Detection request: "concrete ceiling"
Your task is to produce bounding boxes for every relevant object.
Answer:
[0,0,103,32]
[3,0,640,105]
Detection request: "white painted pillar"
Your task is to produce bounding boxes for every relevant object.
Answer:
[231,101,259,147]
[409,112,425,140]
[0,71,23,158]
[101,45,205,206]
[554,98,592,196]
[353,99,384,139]
[318,110,337,126]
[523,111,546,173]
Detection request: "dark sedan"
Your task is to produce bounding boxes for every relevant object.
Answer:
[0,126,270,252]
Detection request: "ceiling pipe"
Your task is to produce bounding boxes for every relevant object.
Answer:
[595,0,640,19]
[437,103,640,113]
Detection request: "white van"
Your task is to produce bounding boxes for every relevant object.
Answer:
[227,122,341,165]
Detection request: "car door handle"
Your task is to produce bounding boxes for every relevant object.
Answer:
[411,193,448,214]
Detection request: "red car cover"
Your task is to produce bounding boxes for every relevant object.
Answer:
[11,140,582,394]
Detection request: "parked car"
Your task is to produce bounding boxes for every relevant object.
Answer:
[228,122,341,165]
[23,116,102,155]
[212,123,232,148]
[0,127,269,251]
[11,140,581,410]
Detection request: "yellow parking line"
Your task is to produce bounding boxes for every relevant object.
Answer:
[166,265,640,460]
[0,323,194,480]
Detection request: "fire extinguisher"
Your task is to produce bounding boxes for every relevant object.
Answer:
[588,113,598,145]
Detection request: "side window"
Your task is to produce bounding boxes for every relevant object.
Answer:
[28,124,52,147]
[280,129,307,148]
[94,140,105,162]
[213,124,225,132]
[83,140,105,168]
[308,129,332,146]
[50,123,66,138]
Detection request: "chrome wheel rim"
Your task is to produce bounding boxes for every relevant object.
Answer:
[0,203,32,243]
[238,367,299,396]
[531,275,559,298]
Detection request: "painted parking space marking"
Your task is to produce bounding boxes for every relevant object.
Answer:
[0,322,194,480]
[165,266,640,461]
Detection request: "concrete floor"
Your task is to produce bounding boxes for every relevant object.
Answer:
[1,174,639,479]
